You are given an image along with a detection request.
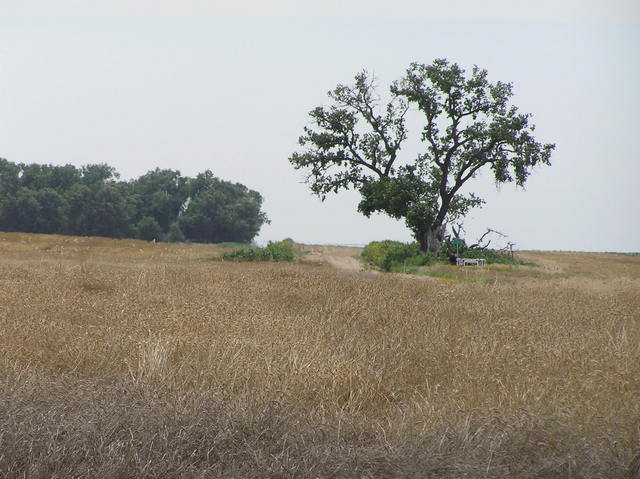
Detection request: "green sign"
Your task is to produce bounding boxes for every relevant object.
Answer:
[451,238,465,246]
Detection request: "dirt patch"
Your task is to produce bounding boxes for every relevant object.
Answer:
[299,244,364,272]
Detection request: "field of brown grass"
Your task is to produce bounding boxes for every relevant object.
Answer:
[0,232,638,478]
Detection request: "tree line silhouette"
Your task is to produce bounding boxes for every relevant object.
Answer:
[0,159,269,243]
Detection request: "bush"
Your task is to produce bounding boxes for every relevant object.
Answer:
[264,239,296,261]
[222,247,265,261]
[135,217,162,242]
[362,241,421,271]
[164,222,185,243]
[441,238,531,266]
[459,248,528,265]
[221,240,296,262]
[363,239,529,272]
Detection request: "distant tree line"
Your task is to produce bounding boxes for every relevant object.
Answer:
[0,158,269,243]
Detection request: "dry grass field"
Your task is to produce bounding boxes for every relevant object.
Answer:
[0,232,638,478]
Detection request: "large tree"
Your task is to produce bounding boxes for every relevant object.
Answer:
[289,59,555,252]
[131,168,189,231]
[178,171,269,244]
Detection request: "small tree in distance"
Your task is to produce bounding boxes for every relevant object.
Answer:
[165,222,185,243]
[289,59,555,253]
[135,216,162,242]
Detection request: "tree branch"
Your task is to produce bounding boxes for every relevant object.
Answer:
[343,139,385,177]
[469,228,506,249]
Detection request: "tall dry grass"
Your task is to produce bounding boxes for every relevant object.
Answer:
[0,232,638,478]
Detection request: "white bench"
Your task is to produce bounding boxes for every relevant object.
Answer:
[456,258,486,267]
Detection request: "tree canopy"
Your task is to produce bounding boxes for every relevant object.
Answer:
[290,59,555,252]
[0,160,269,244]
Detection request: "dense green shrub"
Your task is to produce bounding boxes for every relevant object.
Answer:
[361,241,421,271]
[135,217,162,242]
[264,239,296,261]
[459,248,529,265]
[441,237,530,266]
[222,240,296,262]
[363,239,530,272]
[164,222,186,243]
[222,247,264,261]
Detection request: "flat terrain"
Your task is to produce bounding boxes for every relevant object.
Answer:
[0,232,638,478]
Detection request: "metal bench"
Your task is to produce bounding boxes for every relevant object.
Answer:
[456,258,486,267]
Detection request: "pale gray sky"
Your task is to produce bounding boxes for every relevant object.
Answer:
[1,1,638,251]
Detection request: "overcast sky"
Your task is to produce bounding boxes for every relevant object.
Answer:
[1,1,638,251]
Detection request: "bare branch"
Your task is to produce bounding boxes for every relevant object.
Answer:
[469,228,507,249]
[451,222,465,238]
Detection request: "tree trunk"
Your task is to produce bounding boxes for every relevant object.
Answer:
[421,224,445,254]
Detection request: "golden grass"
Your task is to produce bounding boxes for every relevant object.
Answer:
[0,232,638,477]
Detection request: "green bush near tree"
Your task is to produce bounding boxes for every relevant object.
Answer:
[222,239,297,262]
[363,239,531,272]
[458,248,517,265]
[442,239,535,266]
[361,241,437,272]
[264,239,296,261]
